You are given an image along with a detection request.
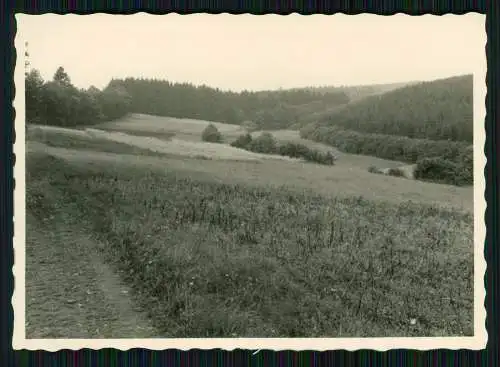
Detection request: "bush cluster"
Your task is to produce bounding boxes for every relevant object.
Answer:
[231,133,336,165]
[249,132,278,154]
[414,157,472,186]
[230,133,253,149]
[301,124,469,163]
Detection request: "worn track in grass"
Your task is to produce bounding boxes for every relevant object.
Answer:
[25,211,159,338]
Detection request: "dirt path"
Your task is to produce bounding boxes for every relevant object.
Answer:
[26,212,159,338]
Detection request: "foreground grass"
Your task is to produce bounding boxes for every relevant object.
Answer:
[27,152,474,337]
[26,163,158,338]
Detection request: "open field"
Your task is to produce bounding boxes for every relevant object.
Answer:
[27,125,170,158]
[27,141,472,212]
[95,113,414,170]
[26,148,473,337]
[96,113,247,143]
[28,125,299,163]
[96,113,246,137]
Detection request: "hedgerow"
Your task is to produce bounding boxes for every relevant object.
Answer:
[231,133,336,165]
[300,124,472,185]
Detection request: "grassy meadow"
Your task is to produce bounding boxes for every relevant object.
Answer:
[27,127,473,212]
[26,122,474,337]
[96,113,247,141]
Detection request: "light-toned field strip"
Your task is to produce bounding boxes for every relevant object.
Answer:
[97,113,246,135]
[28,124,301,162]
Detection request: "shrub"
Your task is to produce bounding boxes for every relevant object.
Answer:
[201,124,223,143]
[278,142,336,165]
[414,157,472,186]
[230,133,253,149]
[303,149,336,165]
[456,145,474,184]
[368,166,407,178]
[277,142,311,158]
[387,168,406,178]
[231,137,336,166]
[258,138,336,165]
[249,132,278,154]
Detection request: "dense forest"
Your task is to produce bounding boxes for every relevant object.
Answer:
[298,81,415,102]
[25,67,130,127]
[26,68,353,130]
[312,75,473,143]
[109,77,350,129]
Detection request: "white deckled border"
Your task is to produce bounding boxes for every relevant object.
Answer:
[12,13,487,351]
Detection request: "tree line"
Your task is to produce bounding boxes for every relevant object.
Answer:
[25,67,131,127]
[26,68,350,130]
[107,77,350,129]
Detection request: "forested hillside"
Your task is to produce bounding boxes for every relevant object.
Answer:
[300,74,474,186]
[297,81,414,102]
[313,75,473,143]
[26,66,429,132]
[111,77,350,129]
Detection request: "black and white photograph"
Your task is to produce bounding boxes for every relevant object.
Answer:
[13,13,486,350]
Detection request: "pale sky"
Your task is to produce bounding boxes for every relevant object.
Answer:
[17,13,485,92]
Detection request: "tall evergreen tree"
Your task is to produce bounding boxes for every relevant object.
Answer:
[53,66,72,87]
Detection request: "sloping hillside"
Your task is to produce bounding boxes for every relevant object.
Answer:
[103,79,418,131]
[300,75,474,186]
[111,78,350,130]
[301,81,416,102]
[287,81,417,127]
[316,75,473,143]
